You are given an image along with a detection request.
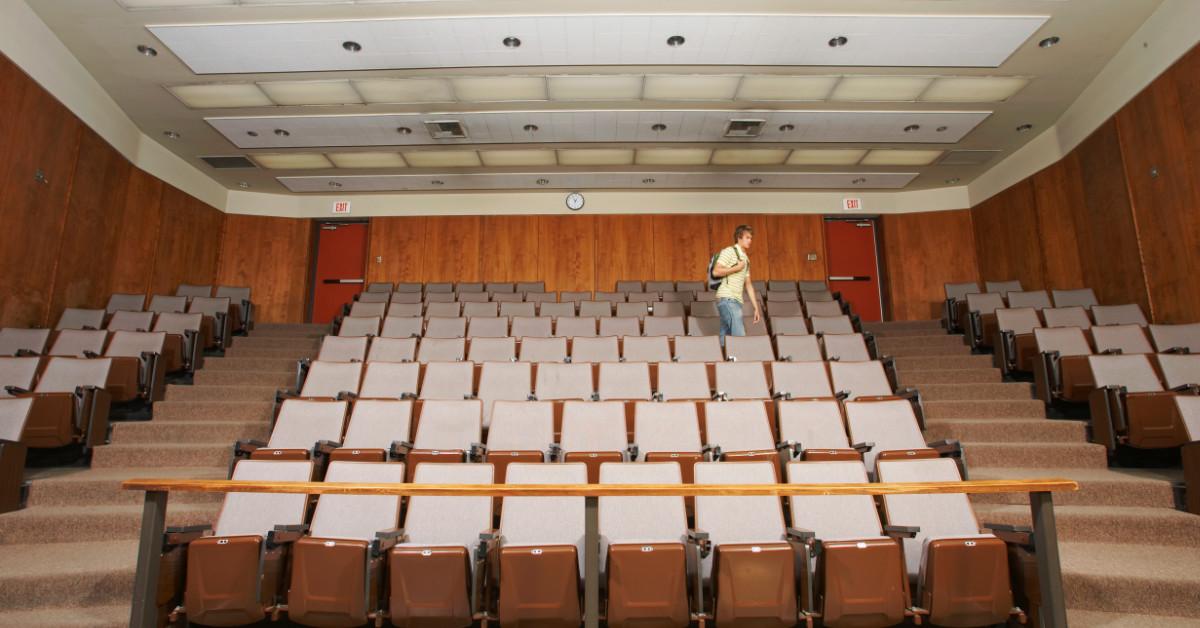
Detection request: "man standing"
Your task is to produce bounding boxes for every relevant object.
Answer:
[711,225,762,347]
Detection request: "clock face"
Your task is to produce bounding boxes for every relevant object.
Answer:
[565,192,585,211]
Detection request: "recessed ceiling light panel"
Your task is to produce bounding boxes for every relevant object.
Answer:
[830,76,934,102]
[479,150,558,167]
[785,149,867,166]
[169,83,274,109]
[402,150,482,168]
[734,75,838,101]
[352,78,455,104]
[451,76,547,102]
[326,152,408,168]
[711,148,790,165]
[257,79,363,106]
[643,75,741,101]
[860,149,944,166]
[547,75,643,101]
[921,76,1030,102]
[557,149,636,166]
[252,153,334,169]
[635,148,713,165]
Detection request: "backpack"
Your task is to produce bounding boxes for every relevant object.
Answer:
[706,246,742,291]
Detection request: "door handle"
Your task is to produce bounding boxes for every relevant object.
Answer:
[322,278,365,284]
[828,276,870,281]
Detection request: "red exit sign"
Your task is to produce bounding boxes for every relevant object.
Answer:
[842,198,862,211]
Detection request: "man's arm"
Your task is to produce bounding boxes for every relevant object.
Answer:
[712,259,746,278]
[745,274,763,322]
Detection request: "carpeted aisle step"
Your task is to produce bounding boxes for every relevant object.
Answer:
[925,417,1086,443]
[0,604,129,628]
[225,336,321,351]
[915,382,1033,401]
[224,346,317,359]
[1067,609,1200,626]
[91,443,233,469]
[862,320,943,332]
[0,540,137,611]
[923,399,1046,419]
[202,356,297,372]
[0,503,218,544]
[110,420,269,444]
[898,368,1002,385]
[964,441,1108,469]
[151,400,274,422]
[165,384,281,402]
[969,467,1179,508]
[1059,543,1200,617]
[973,504,1200,547]
[875,335,967,352]
[192,369,293,387]
[28,467,227,507]
[894,355,995,370]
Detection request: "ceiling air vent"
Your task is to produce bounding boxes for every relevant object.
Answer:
[424,120,469,139]
[200,155,257,169]
[724,119,766,138]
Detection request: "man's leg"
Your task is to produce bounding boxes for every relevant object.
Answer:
[729,306,746,337]
[717,299,735,347]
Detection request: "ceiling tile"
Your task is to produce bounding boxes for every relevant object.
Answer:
[921,76,1031,102]
[547,75,643,101]
[252,153,334,169]
[711,148,791,165]
[860,149,944,166]
[167,83,273,109]
[557,149,636,166]
[402,150,483,168]
[735,75,839,101]
[635,148,713,165]
[351,78,455,104]
[479,149,559,166]
[643,75,742,101]
[450,76,548,102]
[326,152,408,168]
[785,149,868,166]
[830,76,935,102]
[257,80,363,106]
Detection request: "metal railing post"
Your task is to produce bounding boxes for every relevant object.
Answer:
[129,490,167,628]
[1031,491,1068,628]
[584,495,600,628]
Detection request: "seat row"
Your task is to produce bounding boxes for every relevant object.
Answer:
[57,301,228,351]
[996,314,1199,375]
[944,281,1098,334]
[163,455,1020,628]
[313,332,880,365]
[346,294,847,320]
[335,313,862,340]
[1,323,207,374]
[963,299,1149,350]
[364,278,830,295]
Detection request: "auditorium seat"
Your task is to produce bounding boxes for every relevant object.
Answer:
[154,312,206,371]
[616,280,643,293]
[188,296,234,348]
[705,400,787,472]
[519,337,568,363]
[0,398,32,513]
[621,336,671,362]
[0,357,40,397]
[463,302,499,319]
[845,398,959,475]
[419,362,475,401]
[102,330,166,402]
[676,281,704,294]
[496,463,587,624]
[425,293,456,305]
[239,399,347,464]
[534,363,595,401]
[601,316,642,337]
[765,290,798,303]
[358,362,419,400]
[775,335,825,363]
[1091,324,1153,355]
[467,316,508,338]
[599,462,695,628]
[338,315,382,338]
[105,293,147,314]
[487,282,515,294]
[56,307,105,330]
[634,402,704,485]
[771,361,835,399]
[646,280,675,294]
[725,335,776,362]
[778,399,858,460]
[485,401,553,481]
[316,335,368,362]
[0,328,50,356]
[1033,327,1095,403]
[995,307,1043,375]
[580,300,614,318]
[626,292,658,305]
[1043,306,1093,330]
[821,333,873,362]
[493,292,524,304]
[690,301,718,318]
[962,293,1005,349]
[149,295,188,314]
[686,316,721,337]
[526,292,556,306]
[349,301,387,319]
[766,301,804,318]
[358,291,390,304]
[517,281,546,293]
[559,402,629,481]
[1149,323,1200,354]
[426,282,453,294]
[286,461,406,627]
[366,337,416,363]
[805,300,844,318]
[380,316,422,339]
[1052,288,1099,308]
[171,459,313,627]
[798,280,829,292]
[296,361,363,399]
[693,461,797,626]
[877,457,1017,627]
[1006,290,1053,310]
[7,357,111,450]
[1088,354,1187,452]
[426,302,461,318]
[386,304,421,319]
[1157,354,1200,391]
[802,289,837,307]
[366,281,394,293]
[985,280,1023,298]
[768,280,797,293]
[943,282,979,332]
[830,361,924,428]
[511,316,553,338]
[657,362,713,401]
[714,362,772,400]
[652,301,686,318]
[595,291,626,304]
[742,316,770,337]
[662,291,693,305]
[390,292,422,305]
[401,400,484,481]
[215,286,254,332]
[500,302,536,318]
[810,315,855,335]
[1178,397,1200,515]
[48,329,107,357]
[571,336,620,363]
[556,317,598,338]
[457,283,485,294]
[770,315,809,336]
[559,291,591,304]
[467,337,517,363]
[674,336,723,362]
[477,362,534,428]
[1092,303,1149,327]
[106,310,155,332]
[425,317,467,339]
[786,460,910,626]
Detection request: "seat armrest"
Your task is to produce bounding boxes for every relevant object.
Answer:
[390,440,413,460]
[4,386,30,396]
[852,441,874,454]
[313,440,341,457]
[772,391,793,400]
[1163,346,1191,355]
[883,525,919,539]
[785,527,816,544]
[834,390,850,402]
[712,391,729,401]
[275,388,298,404]
[266,523,309,549]
[234,439,267,456]
[335,390,358,402]
[399,391,417,400]
[652,391,664,401]
[547,442,562,461]
[1170,384,1200,394]
[927,439,962,456]
[983,523,1033,546]
[83,350,100,359]
[700,444,720,461]
[14,349,38,357]
[163,524,213,547]
[469,442,487,461]
[687,529,712,558]
[775,440,801,458]
[1101,348,1124,355]
[625,443,639,461]
[371,528,407,557]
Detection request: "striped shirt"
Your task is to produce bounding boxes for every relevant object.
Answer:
[715,245,749,303]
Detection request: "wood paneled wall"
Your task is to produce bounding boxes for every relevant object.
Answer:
[971,43,1200,323]
[215,215,314,324]
[364,214,827,295]
[0,53,224,328]
[879,210,979,321]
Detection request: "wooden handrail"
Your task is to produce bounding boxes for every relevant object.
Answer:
[122,477,1078,497]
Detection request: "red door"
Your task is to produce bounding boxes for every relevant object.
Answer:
[824,219,884,322]
[311,222,368,324]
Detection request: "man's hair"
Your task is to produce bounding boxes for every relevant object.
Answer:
[734,225,754,242]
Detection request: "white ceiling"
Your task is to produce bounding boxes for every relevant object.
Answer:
[22,0,1167,194]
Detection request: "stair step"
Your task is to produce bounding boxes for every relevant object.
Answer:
[224,347,315,359]
[227,337,321,350]
[925,418,1086,443]
[862,320,944,331]
[193,369,294,387]
[91,442,233,469]
[923,399,1046,419]
[165,384,280,402]
[970,468,1178,509]
[964,442,1108,469]
[151,401,274,422]
[1059,543,1200,617]
[974,504,1200,547]
[201,356,297,372]
[0,604,129,628]
[0,503,217,545]
[898,368,1002,385]
[875,335,967,350]
[111,420,269,444]
[1067,609,1200,626]
[894,355,995,371]
[0,541,137,611]
[28,467,227,507]
[916,382,1033,401]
